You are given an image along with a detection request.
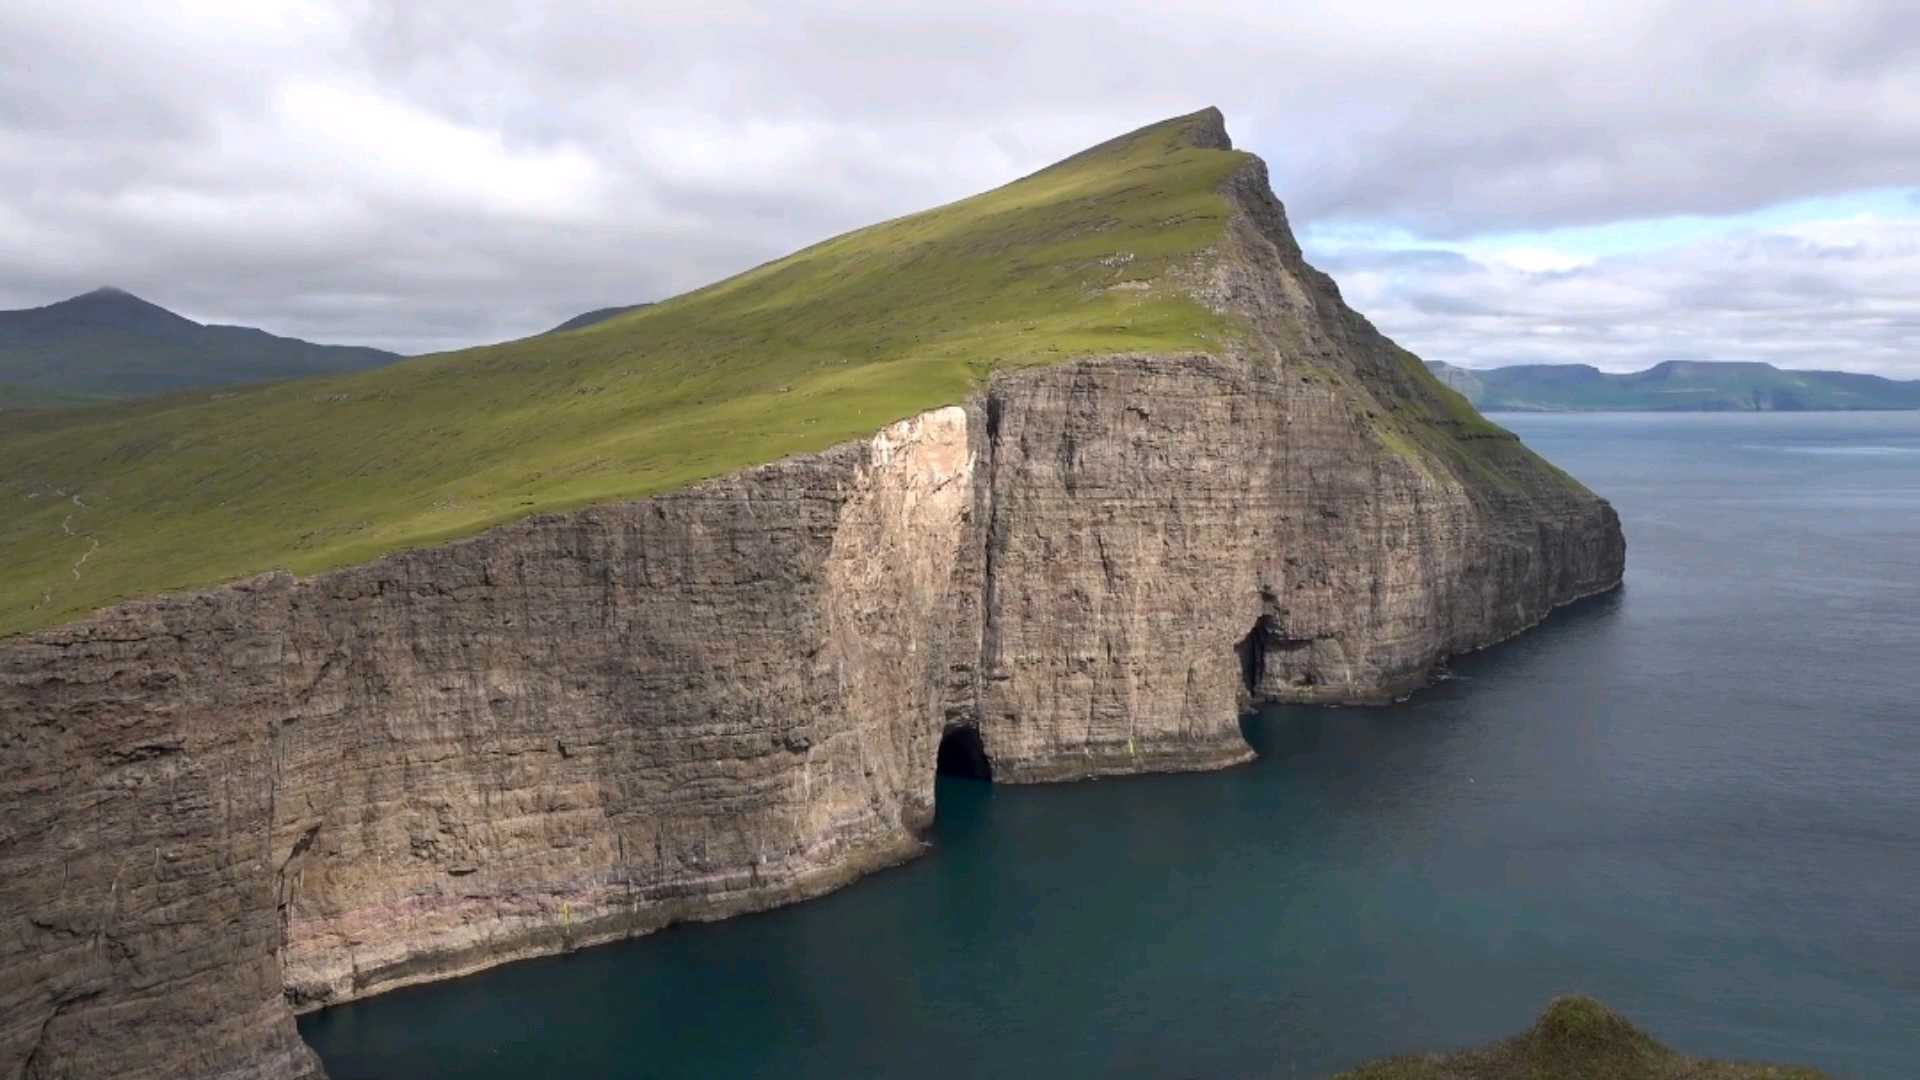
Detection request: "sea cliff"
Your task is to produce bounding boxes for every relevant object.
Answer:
[0,116,1623,1079]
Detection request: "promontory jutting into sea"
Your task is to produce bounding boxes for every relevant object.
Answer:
[2,5,1916,1077]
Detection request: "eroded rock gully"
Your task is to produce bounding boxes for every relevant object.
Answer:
[0,160,1623,1079]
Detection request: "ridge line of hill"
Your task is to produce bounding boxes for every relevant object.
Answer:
[1426,358,1920,411]
[0,107,1255,635]
[0,287,400,408]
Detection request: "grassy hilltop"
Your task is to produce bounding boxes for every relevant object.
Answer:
[2,110,1252,636]
[1336,997,1827,1080]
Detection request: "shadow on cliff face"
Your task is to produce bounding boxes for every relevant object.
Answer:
[1238,706,1325,759]
[1237,615,1273,694]
[936,727,993,781]
[1235,582,1630,759]
[1237,612,1323,701]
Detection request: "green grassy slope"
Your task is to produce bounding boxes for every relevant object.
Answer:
[1309,339,1573,500]
[1335,996,1827,1079]
[0,384,112,410]
[1,110,1251,636]
[542,303,652,335]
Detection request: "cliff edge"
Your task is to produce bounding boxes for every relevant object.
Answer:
[0,110,1623,1078]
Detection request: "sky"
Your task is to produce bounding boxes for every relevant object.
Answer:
[1,0,1916,375]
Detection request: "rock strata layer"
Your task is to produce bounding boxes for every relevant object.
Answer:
[0,148,1623,1079]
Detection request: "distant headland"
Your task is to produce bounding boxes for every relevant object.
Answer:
[1427,359,1920,412]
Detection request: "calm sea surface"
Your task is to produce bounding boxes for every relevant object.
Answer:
[303,412,1920,1079]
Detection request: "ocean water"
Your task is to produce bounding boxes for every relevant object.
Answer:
[302,411,1920,1079]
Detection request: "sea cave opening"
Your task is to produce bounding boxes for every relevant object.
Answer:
[1237,614,1273,695]
[935,726,993,781]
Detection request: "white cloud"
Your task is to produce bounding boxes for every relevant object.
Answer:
[267,82,611,223]
[1471,248,1597,274]
[1318,215,1920,377]
[0,0,1914,371]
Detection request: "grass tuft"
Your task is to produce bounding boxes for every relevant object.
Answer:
[1333,996,1830,1080]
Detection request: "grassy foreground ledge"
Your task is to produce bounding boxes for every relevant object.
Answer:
[1334,997,1827,1080]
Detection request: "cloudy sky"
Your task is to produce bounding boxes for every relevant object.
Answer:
[2,0,1916,374]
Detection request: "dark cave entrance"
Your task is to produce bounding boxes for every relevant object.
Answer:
[1237,614,1274,694]
[1237,613,1319,696]
[936,726,993,781]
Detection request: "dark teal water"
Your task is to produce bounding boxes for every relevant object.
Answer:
[302,412,1920,1079]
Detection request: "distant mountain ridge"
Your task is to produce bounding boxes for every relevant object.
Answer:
[1427,359,1920,412]
[0,287,399,407]
[542,302,652,335]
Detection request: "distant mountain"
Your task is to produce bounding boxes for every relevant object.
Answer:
[542,303,651,335]
[1426,359,1920,411]
[0,287,400,406]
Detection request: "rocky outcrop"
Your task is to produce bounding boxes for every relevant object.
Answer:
[972,355,1620,783]
[969,145,1622,780]
[0,139,1623,1079]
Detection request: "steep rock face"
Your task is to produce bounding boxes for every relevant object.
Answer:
[270,406,979,1008]
[0,576,327,1080]
[972,355,1620,782]
[968,153,1623,779]
[0,142,1623,1079]
[2,408,983,1078]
